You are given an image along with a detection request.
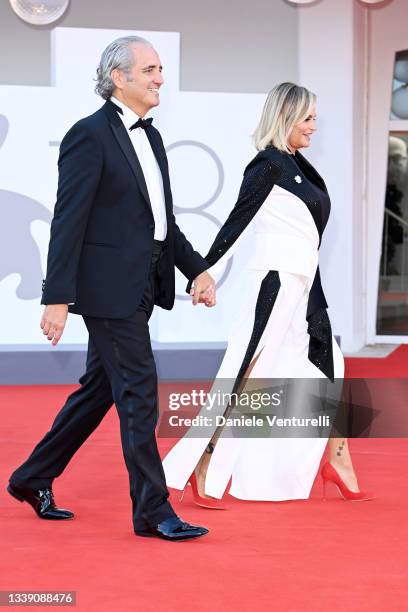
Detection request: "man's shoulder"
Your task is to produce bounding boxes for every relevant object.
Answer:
[68,105,107,134]
[59,105,109,150]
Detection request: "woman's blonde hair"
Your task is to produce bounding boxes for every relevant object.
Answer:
[253,82,316,154]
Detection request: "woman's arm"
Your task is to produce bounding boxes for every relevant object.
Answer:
[186,154,282,292]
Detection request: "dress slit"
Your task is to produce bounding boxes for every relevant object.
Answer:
[234,271,281,387]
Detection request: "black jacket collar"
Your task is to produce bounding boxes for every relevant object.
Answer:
[102,100,152,211]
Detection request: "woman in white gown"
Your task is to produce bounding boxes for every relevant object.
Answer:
[163,83,373,505]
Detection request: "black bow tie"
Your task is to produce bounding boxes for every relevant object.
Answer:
[129,118,153,131]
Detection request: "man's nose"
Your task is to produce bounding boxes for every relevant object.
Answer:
[154,72,164,85]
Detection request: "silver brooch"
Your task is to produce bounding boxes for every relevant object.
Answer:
[294,175,302,183]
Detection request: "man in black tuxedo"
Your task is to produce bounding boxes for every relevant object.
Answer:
[8,36,215,541]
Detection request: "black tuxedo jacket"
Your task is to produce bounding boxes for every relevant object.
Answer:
[42,100,208,318]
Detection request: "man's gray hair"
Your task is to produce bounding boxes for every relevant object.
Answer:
[95,35,152,100]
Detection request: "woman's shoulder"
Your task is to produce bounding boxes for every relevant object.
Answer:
[244,145,287,181]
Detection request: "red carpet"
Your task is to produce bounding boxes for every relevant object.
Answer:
[1,348,407,611]
[345,344,408,378]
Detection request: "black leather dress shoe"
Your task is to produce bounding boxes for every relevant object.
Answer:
[7,484,74,520]
[135,516,208,541]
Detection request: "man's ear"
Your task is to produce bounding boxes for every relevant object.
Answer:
[111,68,123,91]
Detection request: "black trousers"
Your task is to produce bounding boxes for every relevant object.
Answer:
[10,241,176,532]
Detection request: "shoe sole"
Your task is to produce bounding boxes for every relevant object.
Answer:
[135,529,208,541]
[194,501,227,510]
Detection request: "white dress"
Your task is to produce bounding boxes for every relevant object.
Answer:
[163,147,344,501]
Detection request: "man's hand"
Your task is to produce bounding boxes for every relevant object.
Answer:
[190,271,216,307]
[40,304,69,346]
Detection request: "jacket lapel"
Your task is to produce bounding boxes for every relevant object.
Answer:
[144,126,173,215]
[295,150,327,193]
[103,101,152,211]
[263,147,326,244]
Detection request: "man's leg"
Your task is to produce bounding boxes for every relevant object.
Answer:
[83,311,176,533]
[9,339,114,490]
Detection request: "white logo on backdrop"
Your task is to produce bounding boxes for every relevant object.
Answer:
[0,28,264,345]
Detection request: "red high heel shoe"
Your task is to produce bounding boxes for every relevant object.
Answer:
[180,472,226,510]
[321,462,375,502]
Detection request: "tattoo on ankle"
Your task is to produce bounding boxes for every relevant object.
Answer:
[205,442,215,454]
[336,440,346,456]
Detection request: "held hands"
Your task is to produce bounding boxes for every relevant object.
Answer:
[190,271,216,307]
[40,304,68,346]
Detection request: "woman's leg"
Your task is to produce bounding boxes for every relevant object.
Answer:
[195,349,265,497]
[326,337,360,492]
[327,438,360,492]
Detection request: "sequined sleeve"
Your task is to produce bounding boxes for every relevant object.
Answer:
[185,156,282,292]
[204,157,282,268]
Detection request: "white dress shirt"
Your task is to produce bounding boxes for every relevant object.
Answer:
[111,96,167,240]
